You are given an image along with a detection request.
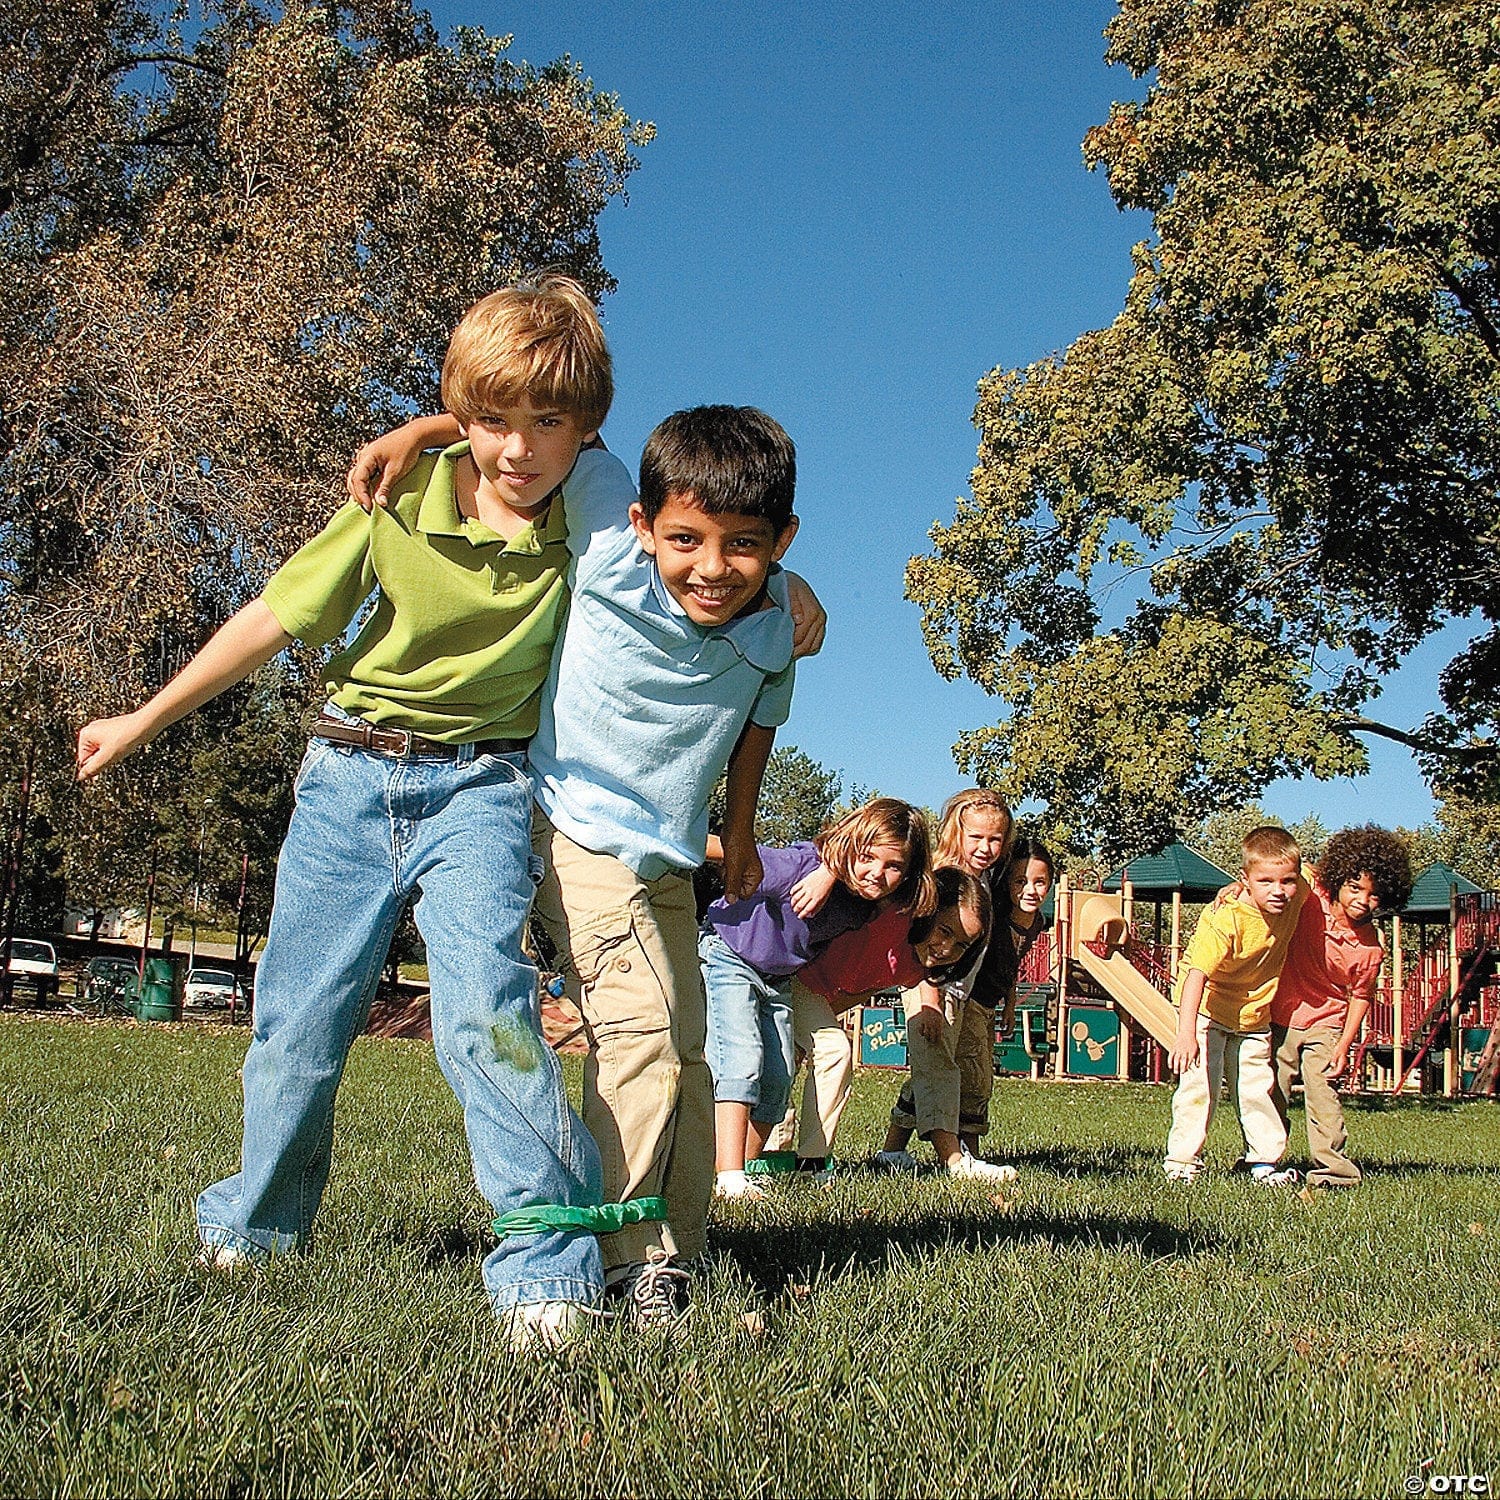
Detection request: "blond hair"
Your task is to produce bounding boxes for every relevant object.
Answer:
[935,788,1014,870]
[441,272,612,431]
[1242,825,1300,870]
[815,796,937,917]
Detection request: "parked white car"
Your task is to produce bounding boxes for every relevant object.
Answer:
[184,966,245,1008]
[6,938,60,979]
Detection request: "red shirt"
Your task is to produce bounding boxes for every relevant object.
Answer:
[1270,882,1383,1031]
[797,905,924,1008]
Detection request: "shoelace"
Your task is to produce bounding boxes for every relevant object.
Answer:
[628,1260,691,1323]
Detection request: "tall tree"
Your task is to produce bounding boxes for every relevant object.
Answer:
[0,0,649,908]
[908,0,1499,858]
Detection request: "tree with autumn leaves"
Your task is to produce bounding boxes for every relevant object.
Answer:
[909,0,1498,859]
[0,0,649,923]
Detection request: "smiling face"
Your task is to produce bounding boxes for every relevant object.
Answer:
[1242,856,1301,917]
[956,809,1011,878]
[630,492,797,627]
[913,900,985,970]
[847,841,909,902]
[460,402,595,516]
[1008,856,1053,921]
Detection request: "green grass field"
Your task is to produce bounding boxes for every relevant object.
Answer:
[2,1015,1497,1499]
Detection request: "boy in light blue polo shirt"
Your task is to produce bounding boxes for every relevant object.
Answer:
[528,405,800,1328]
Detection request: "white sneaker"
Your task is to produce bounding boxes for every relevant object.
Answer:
[606,1248,691,1332]
[1163,1162,1201,1182]
[500,1299,602,1353]
[713,1169,766,1201]
[949,1151,1019,1183]
[194,1241,261,1273]
[1250,1165,1302,1187]
[872,1149,918,1173]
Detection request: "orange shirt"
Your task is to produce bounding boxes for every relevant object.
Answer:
[1270,883,1383,1031]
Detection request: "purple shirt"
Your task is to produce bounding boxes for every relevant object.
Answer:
[706,842,879,977]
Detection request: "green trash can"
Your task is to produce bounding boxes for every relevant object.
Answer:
[138,955,182,1022]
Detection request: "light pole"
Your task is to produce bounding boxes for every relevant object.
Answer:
[188,799,212,971]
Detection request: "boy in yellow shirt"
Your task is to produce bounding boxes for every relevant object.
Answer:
[1164,826,1309,1184]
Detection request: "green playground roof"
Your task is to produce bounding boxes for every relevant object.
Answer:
[1102,843,1235,902]
[1402,860,1484,918]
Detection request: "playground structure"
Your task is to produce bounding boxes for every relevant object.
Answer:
[991,851,1500,1097]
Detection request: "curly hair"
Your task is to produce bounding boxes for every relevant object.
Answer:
[1317,825,1413,912]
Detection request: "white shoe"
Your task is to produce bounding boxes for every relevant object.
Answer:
[1250,1166,1302,1187]
[1163,1162,1201,1182]
[949,1150,1018,1183]
[500,1299,602,1353]
[194,1241,261,1273]
[713,1169,766,1201]
[872,1149,918,1173]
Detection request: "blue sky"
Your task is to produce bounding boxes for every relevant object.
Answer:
[429,0,1453,837]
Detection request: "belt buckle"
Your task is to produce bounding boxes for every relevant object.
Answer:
[385,727,413,757]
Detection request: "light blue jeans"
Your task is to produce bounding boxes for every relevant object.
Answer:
[196,732,604,1310]
[700,928,795,1125]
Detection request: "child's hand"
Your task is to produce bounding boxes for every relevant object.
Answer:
[1168,1034,1199,1075]
[1326,1042,1350,1078]
[910,1004,943,1044]
[784,572,826,658]
[721,835,763,902]
[76,712,148,781]
[789,863,837,920]
[346,423,433,510]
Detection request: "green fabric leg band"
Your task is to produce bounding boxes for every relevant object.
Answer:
[491,1196,669,1240]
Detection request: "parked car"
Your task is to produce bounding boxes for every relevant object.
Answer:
[184,966,246,1009]
[6,938,59,979]
[84,956,140,1014]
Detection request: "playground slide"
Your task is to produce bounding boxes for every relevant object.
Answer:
[1073,945,1180,1051]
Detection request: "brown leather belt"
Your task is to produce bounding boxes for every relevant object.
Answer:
[312,715,527,760]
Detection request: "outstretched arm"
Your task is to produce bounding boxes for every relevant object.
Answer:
[76,600,293,780]
[347,414,463,509]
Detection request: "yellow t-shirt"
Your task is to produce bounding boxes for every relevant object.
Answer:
[1175,877,1310,1032]
[261,442,570,742]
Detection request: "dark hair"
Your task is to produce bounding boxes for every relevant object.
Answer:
[1317,825,1413,913]
[1006,837,1056,888]
[638,405,796,529]
[914,866,993,982]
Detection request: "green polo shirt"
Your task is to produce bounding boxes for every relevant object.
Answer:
[262,442,569,742]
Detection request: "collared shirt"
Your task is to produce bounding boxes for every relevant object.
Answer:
[798,904,924,1009]
[529,448,796,878]
[706,842,877,977]
[262,443,569,741]
[1270,882,1383,1031]
[1176,877,1310,1032]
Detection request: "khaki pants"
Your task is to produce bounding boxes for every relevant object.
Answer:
[954,998,998,1139]
[765,981,854,1158]
[1271,1023,1360,1187]
[1165,1017,1286,1175]
[530,811,713,1270]
[890,989,961,1138]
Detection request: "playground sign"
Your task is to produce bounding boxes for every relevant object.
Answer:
[859,1006,907,1068]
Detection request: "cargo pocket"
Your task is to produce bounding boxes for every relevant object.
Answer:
[568,901,672,1040]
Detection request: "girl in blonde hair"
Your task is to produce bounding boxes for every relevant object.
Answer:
[701,797,935,1200]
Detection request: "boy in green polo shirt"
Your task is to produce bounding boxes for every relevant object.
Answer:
[75,275,616,1351]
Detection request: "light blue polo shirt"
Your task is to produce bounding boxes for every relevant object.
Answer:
[529,448,795,878]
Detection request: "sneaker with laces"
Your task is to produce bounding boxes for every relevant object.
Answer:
[1163,1164,1201,1183]
[713,1169,766,1201]
[1250,1165,1302,1186]
[606,1249,691,1333]
[500,1299,602,1354]
[872,1149,918,1173]
[949,1150,1019,1183]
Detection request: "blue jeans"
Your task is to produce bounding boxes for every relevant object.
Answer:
[700,929,794,1125]
[196,734,604,1310]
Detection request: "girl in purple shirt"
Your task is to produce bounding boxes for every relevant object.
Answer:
[701,797,936,1201]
